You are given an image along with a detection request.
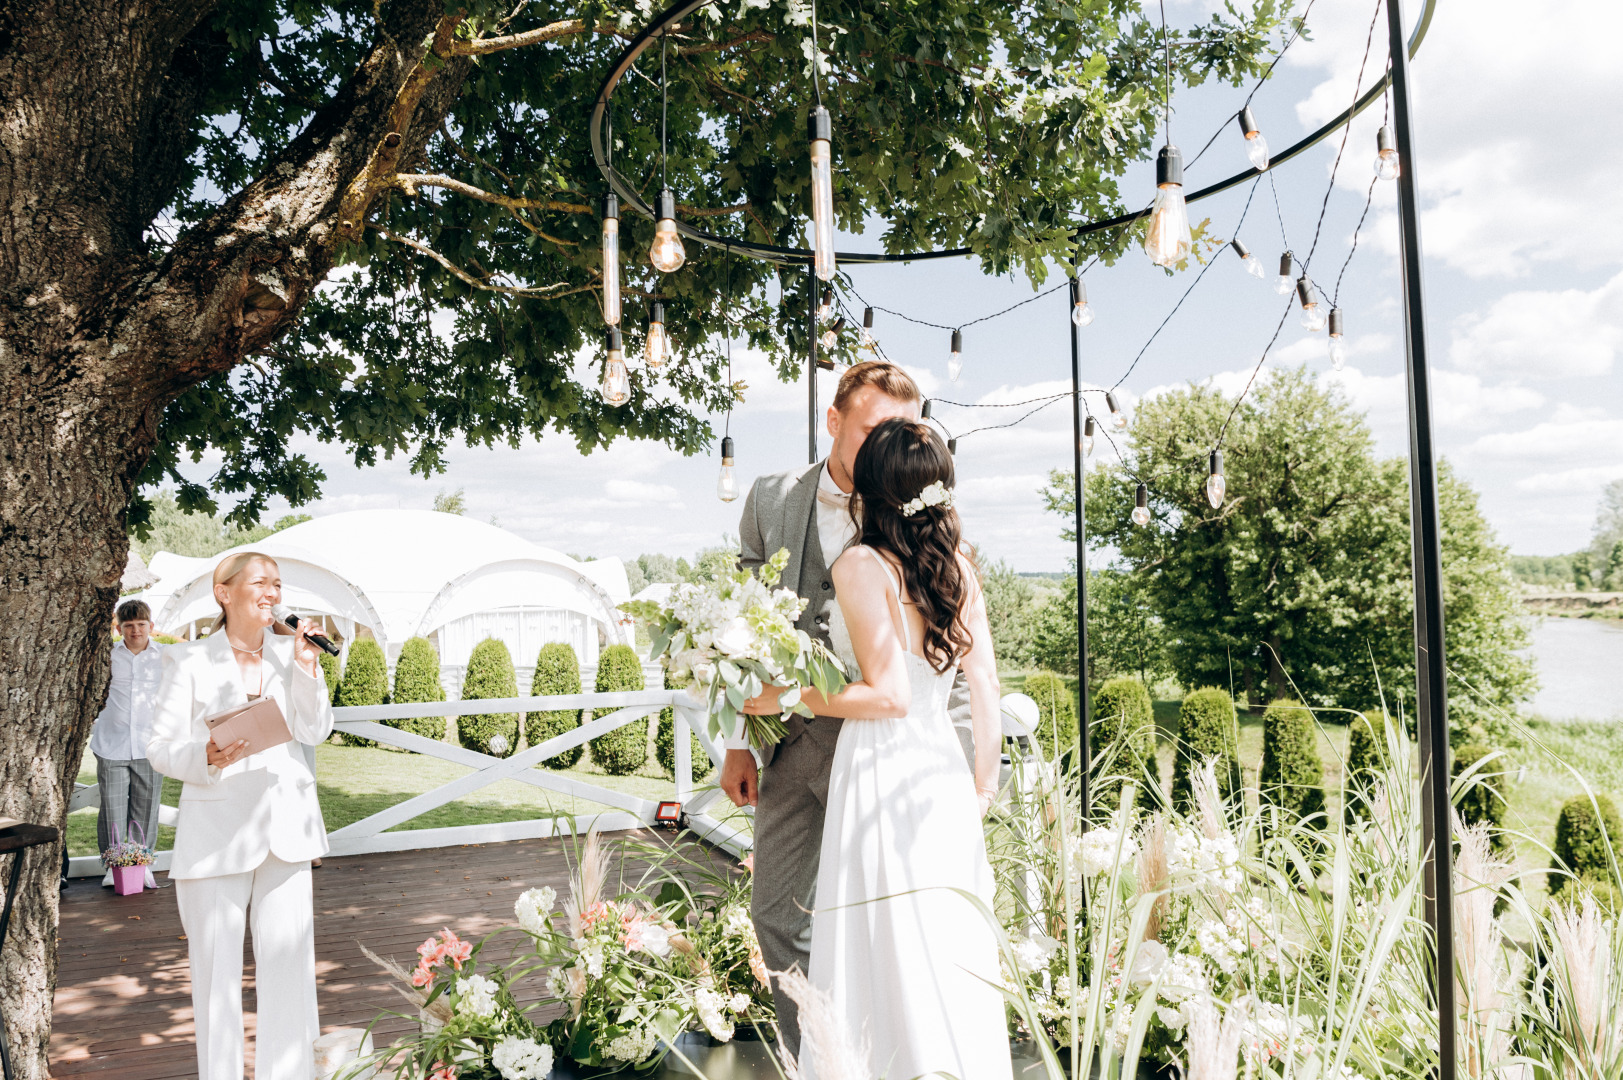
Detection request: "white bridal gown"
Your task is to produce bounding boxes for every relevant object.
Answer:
[804,547,1012,1080]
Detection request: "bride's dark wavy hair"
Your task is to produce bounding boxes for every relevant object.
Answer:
[850,417,973,673]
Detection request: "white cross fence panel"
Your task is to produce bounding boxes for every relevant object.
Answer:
[65,690,751,877]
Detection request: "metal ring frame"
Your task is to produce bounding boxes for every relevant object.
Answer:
[589,0,1436,266]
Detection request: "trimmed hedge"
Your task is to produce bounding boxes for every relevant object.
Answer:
[590,644,649,776]
[458,638,519,759]
[1550,794,1622,901]
[526,643,585,769]
[387,636,448,747]
[1258,699,1326,829]
[334,639,389,746]
[1452,743,1511,853]
[1092,676,1159,813]
[319,652,341,701]
[656,671,711,785]
[1344,711,1394,823]
[1023,671,1078,757]
[1172,687,1238,809]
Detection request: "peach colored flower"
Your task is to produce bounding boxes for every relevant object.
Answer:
[437,929,473,970]
[429,1064,455,1080]
[411,961,434,988]
[740,853,755,873]
[418,936,443,963]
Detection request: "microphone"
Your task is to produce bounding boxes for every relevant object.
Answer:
[271,604,341,656]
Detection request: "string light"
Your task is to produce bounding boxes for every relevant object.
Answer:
[1231,238,1266,279]
[949,329,963,382]
[716,435,739,502]
[1296,275,1326,332]
[1206,449,1226,509]
[817,285,833,322]
[1106,391,1128,430]
[650,188,685,272]
[1274,251,1295,296]
[1083,415,1096,457]
[600,194,621,325]
[600,329,629,406]
[645,301,669,368]
[947,437,958,456]
[860,306,876,350]
[1132,483,1151,526]
[820,316,845,351]
[1144,144,1192,268]
[1374,124,1400,181]
[1070,278,1095,326]
[1328,307,1347,370]
[922,399,933,420]
[809,106,836,282]
[1237,106,1270,171]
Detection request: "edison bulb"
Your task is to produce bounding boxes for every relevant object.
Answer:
[1083,417,1096,458]
[948,329,963,382]
[1238,107,1269,171]
[1374,125,1400,181]
[1071,298,1095,326]
[645,322,669,369]
[809,107,836,282]
[1275,253,1296,295]
[717,436,739,502]
[600,195,621,326]
[860,306,876,350]
[649,188,685,273]
[600,329,629,406]
[1132,504,1151,527]
[1106,391,1128,431]
[1143,145,1191,268]
[817,286,833,322]
[820,328,838,350]
[1301,301,1325,333]
[1329,337,1347,370]
[1206,472,1226,509]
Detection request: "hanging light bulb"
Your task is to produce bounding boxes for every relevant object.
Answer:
[809,106,837,282]
[1083,415,1096,458]
[649,188,686,272]
[817,286,833,322]
[948,329,963,382]
[645,301,669,369]
[947,437,958,456]
[1374,125,1401,181]
[600,194,621,326]
[1231,238,1266,279]
[921,399,933,420]
[819,316,845,351]
[1106,391,1128,431]
[1327,307,1347,370]
[1297,276,1326,332]
[1206,449,1226,509]
[600,329,630,406]
[1143,144,1191,268]
[860,306,876,350]
[1070,278,1095,326]
[1132,483,1151,527]
[1237,106,1270,171]
[716,435,739,502]
[1275,251,1296,296]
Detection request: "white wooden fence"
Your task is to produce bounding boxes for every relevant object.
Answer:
[66,690,748,877]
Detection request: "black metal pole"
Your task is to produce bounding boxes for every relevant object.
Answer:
[807,264,819,465]
[1387,1,1454,1075]
[1068,277,1092,821]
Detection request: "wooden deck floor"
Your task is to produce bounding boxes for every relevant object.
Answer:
[52,832,720,1078]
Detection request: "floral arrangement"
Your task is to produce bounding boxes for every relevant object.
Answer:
[620,546,847,750]
[101,822,155,868]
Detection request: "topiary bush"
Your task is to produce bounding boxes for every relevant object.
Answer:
[334,638,389,746]
[526,642,585,769]
[1258,698,1326,830]
[1092,676,1159,814]
[1172,687,1238,809]
[319,651,341,702]
[458,638,519,759]
[387,636,448,748]
[1550,794,1622,901]
[656,670,711,785]
[1344,710,1395,823]
[1452,743,1511,853]
[590,644,649,776]
[1022,671,1078,757]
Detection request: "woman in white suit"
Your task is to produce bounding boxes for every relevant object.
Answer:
[147,551,335,1080]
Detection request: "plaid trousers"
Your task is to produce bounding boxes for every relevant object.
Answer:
[95,755,163,864]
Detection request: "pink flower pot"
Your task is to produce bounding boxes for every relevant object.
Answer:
[112,865,145,895]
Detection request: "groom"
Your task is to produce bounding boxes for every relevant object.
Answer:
[721,360,973,1056]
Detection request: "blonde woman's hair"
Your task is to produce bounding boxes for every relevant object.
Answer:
[210,551,277,632]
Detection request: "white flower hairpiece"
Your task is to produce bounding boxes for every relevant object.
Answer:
[900,480,955,517]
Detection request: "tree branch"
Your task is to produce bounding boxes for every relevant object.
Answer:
[371,225,594,298]
[677,31,776,56]
[392,173,590,214]
[448,18,617,55]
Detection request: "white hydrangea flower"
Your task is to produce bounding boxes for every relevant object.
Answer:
[515,886,556,936]
[454,974,499,1019]
[579,944,604,979]
[545,967,568,999]
[722,906,754,939]
[695,988,735,1042]
[1196,918,1242,974]
[728,992,752,1014]
[1108,1005,1135,1054]
[1012,930,1061,973]
[490,1035,554,1080]
[605,1025,657,1064]
[1078,825,1138,878]
[637,921,672,958]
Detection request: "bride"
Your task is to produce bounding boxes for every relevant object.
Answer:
[747,417,1012,1080]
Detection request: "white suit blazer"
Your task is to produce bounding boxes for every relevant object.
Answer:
[147,628,335,879]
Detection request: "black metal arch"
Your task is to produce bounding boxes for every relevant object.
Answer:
[588,0,1437,266]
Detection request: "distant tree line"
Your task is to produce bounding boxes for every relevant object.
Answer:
[1511,480,1623,591]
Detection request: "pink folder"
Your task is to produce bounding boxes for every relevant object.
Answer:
[204,697,293,756]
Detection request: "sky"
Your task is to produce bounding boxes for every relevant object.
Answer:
[191,0,1623,573]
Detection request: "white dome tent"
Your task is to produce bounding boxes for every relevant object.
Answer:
[137,509,634,691]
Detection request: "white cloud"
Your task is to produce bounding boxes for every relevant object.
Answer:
[1447,270,1623,379]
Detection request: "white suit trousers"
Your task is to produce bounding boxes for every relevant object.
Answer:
[176,853,319,1080]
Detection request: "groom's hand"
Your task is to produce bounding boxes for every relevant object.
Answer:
[721,749,759,807]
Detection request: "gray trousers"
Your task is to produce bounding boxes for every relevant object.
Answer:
[96,755,163,863]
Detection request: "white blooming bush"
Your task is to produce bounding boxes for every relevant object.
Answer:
[621,547,847,750]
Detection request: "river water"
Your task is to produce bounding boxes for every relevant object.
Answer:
[1527,617,1623,720]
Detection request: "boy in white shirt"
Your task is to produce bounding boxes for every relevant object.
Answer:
[91,599,166,887]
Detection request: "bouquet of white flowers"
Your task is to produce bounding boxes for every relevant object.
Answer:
[621,547,847,751]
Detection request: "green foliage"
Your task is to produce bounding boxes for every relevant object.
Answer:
[1172,688,1238,808]
[526,643,585,770]
[434,488,466,515]
[1452,743,1511,853]
[1510,554,1577,589]
[318,651,341,701]
[1587,478,1623,585]
[1091,676,1159,813]
[981,558,1038,669]
[1344,710,1395,823]
[129,489,310,558]
[1550,794,1622,900]
[1258,699,1326,828]
[334,638,388,746]
[387,636,448,747]
[590,645,648,776]
[458,638,519,759]
[1047,367,1536,733]
[1031,570,1169,687]
[1023,671,1079,757]
[656,672,711,786]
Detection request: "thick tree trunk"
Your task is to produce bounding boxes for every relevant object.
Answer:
[0,3,469,1074]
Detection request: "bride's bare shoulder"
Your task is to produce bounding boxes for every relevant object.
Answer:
[832,544,888,584]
